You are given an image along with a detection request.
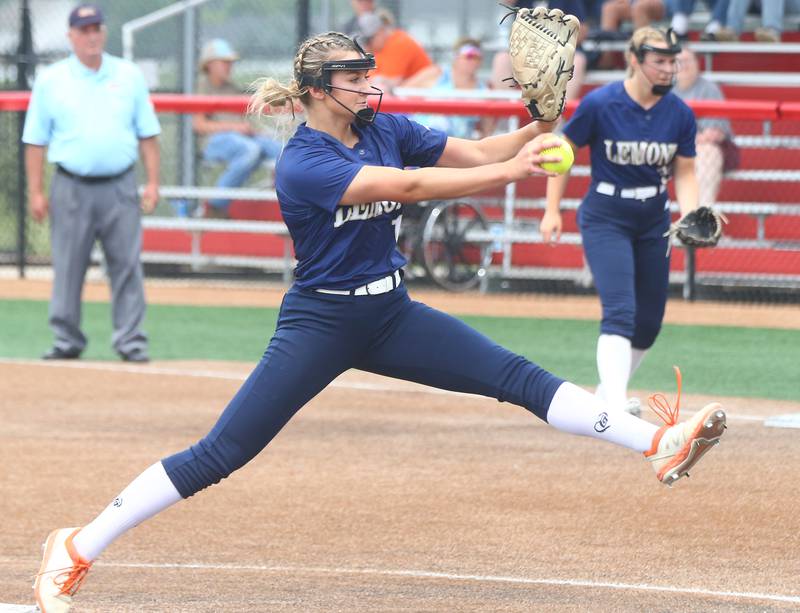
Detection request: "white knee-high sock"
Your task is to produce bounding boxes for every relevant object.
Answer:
[630,347,647,377]
[596,346,648,403]
[72,462,183,561]
[594,347,648,402]
[596,334,632,412]
[547,382,658,452]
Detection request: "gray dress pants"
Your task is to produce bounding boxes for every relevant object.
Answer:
[48,167,147,356]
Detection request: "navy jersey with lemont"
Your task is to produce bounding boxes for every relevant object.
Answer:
[563,81,696,187]
[276,113,448,289]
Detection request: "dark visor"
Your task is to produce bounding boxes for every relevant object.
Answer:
[631,28,681,60]
[323,57,375,72]
[298,54,376,90]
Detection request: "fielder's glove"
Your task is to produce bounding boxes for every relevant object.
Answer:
[503,6,581,122]
[666,206,728,249]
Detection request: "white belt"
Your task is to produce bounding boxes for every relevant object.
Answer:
[315,270,402,296]
[596,181,666,200]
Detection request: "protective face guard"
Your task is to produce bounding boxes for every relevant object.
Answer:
[297,39,383,124]
[630,28,681,96]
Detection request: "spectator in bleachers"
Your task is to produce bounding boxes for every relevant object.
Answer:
[590,0,666,69]
[674,47,739,206]
[340,0,377,37]
[716,0,800,42]
[356,10,433,91]
[545,0,591,100]
[193,39,282,218]
[666,0,729,40]
[600,0,666,34]
[404,38,494,139]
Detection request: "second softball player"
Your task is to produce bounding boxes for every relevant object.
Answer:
[541,26,699,418]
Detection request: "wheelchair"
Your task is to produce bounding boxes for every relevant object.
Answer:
[397,200,493,292]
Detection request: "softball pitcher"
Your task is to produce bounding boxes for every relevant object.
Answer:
[541,26,698,418]
[34,31,726,612]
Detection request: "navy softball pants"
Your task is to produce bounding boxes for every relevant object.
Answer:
[162,284,564,498]
[577,190,672,350]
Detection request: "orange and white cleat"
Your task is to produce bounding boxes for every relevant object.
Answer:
[643,367,727,485]
[34,527,92,613]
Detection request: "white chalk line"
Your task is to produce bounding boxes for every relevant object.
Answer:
[7,560,798,606]
[0,357,481,398]
[4,560,799,607]
[0,358,777,423]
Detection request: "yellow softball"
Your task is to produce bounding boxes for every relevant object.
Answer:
[541,140,575,175]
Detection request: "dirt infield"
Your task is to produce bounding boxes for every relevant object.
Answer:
[2,276,800,610]
[2,359,799,612]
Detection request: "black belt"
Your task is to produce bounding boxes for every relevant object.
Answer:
[56,165,133,184]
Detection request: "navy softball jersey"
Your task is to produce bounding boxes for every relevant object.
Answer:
[162,114,564,498]
[277,113,445,289]
[564,81,696,188]
[563,82,697,348]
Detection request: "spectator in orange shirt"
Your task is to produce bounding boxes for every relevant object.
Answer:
[356,11,433,91]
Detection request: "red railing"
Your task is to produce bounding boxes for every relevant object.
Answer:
[3,91,799,282]
[0,90,792,120]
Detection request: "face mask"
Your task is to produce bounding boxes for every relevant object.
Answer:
[297,36,383,125]
[651,83,674,96]
[324,84,384,125]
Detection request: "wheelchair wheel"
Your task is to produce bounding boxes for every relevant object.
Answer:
[421,201,492,292]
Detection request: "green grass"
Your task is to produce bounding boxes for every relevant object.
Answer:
[2,299,798,401]
[457,315,800,402]
[0,300,276,363]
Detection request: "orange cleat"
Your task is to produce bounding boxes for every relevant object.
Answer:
[643,367,727,485]
[34,527,92,613]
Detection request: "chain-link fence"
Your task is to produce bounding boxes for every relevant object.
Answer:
[0,0,505,271]
[2,0,800,301]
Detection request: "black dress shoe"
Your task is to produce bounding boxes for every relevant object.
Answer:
[119,350,150,363]
[42,346,81,360]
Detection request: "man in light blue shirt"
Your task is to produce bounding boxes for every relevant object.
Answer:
[22,3,161,363]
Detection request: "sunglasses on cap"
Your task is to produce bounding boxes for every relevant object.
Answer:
[457,44,482,59]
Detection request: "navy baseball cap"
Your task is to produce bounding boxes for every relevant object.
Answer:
[69,4,104,28]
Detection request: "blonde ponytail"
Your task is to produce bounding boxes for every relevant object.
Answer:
[247,77,307,118]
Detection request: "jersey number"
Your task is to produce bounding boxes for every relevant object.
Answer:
[392,214,402,242]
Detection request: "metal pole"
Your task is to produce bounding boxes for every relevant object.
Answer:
[458,3,469,38]
[122,0,214,62]
[683,246,696,301]
[16,0,34,278]
[180,6,196,187]
[320,0,332,32]
[297,0,310,46]
[502,115,519,277]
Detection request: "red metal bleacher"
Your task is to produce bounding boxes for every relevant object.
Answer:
[9,86,795,281]
[186,114,800,277]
